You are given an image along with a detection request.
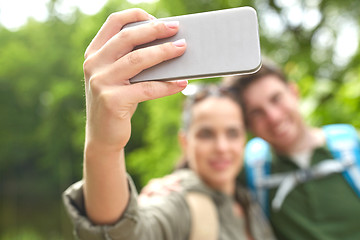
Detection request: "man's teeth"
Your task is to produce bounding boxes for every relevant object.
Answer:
[274,122,288,135]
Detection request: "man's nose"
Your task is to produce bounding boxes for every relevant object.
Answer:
[265,106,283,125]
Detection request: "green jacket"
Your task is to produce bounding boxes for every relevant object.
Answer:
[268,147,360,240]
[63,169,276,240]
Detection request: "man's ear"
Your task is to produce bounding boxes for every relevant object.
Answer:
[289,82,300,98]
[178,131,188,153]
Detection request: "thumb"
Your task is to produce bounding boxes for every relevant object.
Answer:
[129,80,188,103]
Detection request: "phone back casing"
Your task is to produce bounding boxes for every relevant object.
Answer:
[128,7,261,83]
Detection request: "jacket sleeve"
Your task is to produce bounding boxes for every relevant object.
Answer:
[62,176,191,240]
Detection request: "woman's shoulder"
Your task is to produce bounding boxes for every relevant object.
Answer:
[171,169,215,195]
[138,169,214,207]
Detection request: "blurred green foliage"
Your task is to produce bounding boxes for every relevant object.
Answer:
[0,0,359,238]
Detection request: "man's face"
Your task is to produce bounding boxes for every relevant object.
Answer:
[242,75,304,151]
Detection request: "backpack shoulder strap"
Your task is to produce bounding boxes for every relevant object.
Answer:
[244,137,272,216]
[185,192,218,240]
[323,124,360,197]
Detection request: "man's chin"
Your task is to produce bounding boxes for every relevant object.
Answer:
[272,137,298,153]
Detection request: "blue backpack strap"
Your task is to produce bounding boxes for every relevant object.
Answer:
[245,137,272,216]
[323,124,360,197]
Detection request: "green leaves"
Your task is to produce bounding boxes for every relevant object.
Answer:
[1,0,360,238]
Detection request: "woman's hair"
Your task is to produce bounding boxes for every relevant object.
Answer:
[181,84,240,132]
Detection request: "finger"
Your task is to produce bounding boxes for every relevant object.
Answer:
[166,184,182,192]
[85,8,153,59]
[139,180,162,196]
[164,174,181,184]
[129,80,188,104]
[86,40,187,103]
[105,39,187,85]
[137,195,149,205]
[100,20,180,62]
[163,175,182,192]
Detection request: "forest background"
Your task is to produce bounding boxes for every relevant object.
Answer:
[1,0,359,239]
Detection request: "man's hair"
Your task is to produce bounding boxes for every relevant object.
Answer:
[222,62,288,107]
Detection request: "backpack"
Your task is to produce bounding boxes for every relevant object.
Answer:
[186,192,219,240]
[185,192,277,240]
[244,124,360,216]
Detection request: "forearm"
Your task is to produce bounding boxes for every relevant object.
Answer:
[83,144,129,225]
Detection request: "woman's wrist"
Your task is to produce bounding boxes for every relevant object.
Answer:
[84,140,124,163]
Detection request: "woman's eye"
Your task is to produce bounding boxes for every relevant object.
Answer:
[227,129,241,138]
[197,129,214,139]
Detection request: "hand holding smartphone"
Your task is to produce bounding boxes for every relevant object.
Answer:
[125,7,261,83]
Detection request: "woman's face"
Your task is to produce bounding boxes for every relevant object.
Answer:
[180,96,246,193]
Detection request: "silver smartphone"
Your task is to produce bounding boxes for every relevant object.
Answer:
[126,7,261,83]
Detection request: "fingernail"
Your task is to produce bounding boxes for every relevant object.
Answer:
[165,21,179,29]
[148,14,156,20]
[177,80,188,87]
[172,39,186,47]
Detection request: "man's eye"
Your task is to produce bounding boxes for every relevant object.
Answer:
[249,109,264,119]
[271,93,282,104]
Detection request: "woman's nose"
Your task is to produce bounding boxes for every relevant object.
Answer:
[215,135,230,152]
